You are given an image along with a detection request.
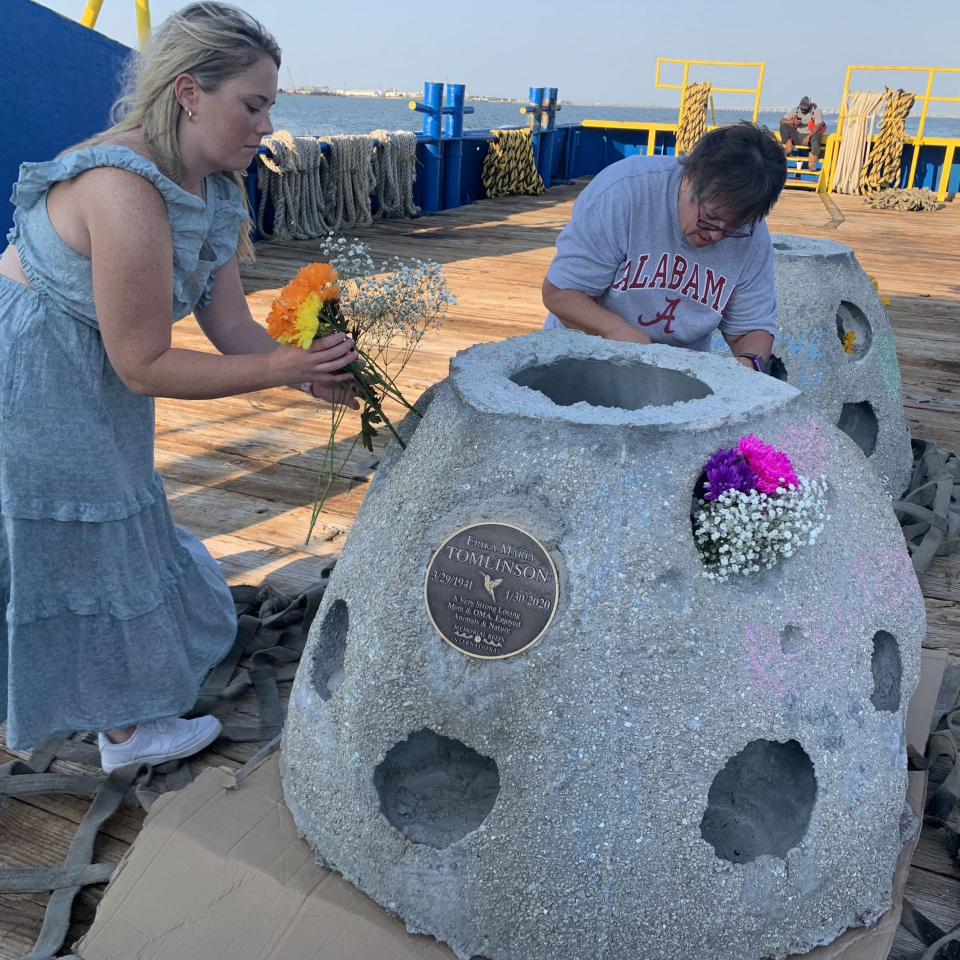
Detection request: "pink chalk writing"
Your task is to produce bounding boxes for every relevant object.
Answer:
[775,420,830,478]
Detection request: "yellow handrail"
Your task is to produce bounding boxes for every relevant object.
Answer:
[655,58,765,123]
[80,0,151,49]
[830,65,960,201]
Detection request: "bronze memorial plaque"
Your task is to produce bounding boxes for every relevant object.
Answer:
[425,523,559,659]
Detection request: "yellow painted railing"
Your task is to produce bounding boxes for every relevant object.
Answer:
[823,65,960,201]
[80,0,151,49]
[655,58,765,123]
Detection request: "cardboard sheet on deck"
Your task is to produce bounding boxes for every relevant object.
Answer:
[76,648,947,960]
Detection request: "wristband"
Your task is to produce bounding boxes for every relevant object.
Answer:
[737,353,766,374]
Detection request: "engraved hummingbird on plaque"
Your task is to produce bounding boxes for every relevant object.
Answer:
[482,573,503,603]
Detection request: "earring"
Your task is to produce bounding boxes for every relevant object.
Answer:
[187,109,194,120]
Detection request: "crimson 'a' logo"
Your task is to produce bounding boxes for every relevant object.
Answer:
[637,297,681,333]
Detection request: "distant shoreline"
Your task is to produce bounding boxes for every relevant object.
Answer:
[277,93,959,120]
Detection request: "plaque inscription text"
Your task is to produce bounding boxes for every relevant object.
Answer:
[425,523,559,659]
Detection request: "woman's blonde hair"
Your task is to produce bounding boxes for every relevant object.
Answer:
[73,2,281,262]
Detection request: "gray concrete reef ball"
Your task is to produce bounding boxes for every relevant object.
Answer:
[282,331,925,960]
[712,233,912,499]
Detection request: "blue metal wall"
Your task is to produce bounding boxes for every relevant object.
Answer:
[1,0,131,233]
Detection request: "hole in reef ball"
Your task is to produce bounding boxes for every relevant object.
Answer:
[781,624,803,655]
[311,598,348,701]
[836,401,879,458]
[871,631,902,713]
[700,738,817,864]
[773,242,791,251]
[767,354,789,382]
[835,301,873,360]
[511,359,713,411]
[374,729,500,848]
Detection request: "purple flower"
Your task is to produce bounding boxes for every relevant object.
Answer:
[702,447,759,501]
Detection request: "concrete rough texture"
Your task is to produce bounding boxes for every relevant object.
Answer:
[282,331,926,960]
[711,233,912,498]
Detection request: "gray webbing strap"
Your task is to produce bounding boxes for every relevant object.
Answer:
[894,439,960,576]
[131,570,332,804]
[903,664,960,957]
[0,571,332,958]
[0,762,145,960]
[901,900,960,960]
[194,570,331,741]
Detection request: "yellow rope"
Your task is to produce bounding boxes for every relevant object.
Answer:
[858,88,916,195]
[863,187,942,211]
[675,82,711,155]
[482,129,545,199]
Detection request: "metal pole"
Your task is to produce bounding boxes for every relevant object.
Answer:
[417,82,443,213]
[527,86,544,170]
[443,83,465,210]
[753,63,765,122]
[537,87,559,185]
[135,0,152,49]
[79,0,105,28]
[907,68,935,189]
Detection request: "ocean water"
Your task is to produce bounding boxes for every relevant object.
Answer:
[269,95,960,140]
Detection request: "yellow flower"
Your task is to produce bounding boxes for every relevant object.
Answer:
[291,292,322,349]
[869,275,891,307]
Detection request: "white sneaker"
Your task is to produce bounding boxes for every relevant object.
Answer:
[98,715,222,772]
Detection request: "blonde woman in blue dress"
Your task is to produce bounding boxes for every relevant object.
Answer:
[0,2,357,770]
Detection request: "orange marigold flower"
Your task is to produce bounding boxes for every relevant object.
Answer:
[265,262,340,346]
[294,261,340,300]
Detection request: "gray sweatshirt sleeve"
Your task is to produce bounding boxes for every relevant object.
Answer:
[546,180,628,298]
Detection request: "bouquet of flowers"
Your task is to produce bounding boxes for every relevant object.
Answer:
[266,235,456,541]
[692,435,828,580]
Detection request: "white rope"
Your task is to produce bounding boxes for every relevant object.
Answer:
[256,131,332,241]
[318,134,376,230]
[369,129,419,219]
[256,130,417,241]
[830,90,886,195]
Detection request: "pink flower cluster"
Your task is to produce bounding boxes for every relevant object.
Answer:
[736,434,798,494]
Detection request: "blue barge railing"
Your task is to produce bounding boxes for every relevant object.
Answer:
[248,77,960,240]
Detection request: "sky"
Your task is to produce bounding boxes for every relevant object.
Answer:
[35,0,960,113]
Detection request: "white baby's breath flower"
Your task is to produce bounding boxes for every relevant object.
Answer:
[694,477,828,581]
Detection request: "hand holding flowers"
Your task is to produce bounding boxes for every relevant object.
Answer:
[267,332,359,401]
[266,236,456,541]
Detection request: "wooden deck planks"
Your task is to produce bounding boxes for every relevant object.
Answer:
[0,185,958,957]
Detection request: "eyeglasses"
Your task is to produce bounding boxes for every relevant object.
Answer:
[696,201,755,239]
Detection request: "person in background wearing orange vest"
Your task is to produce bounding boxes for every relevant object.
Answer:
[780,96,826,171]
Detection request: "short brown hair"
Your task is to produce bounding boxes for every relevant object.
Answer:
[678,122,787,227]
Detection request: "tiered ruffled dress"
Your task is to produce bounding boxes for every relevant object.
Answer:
[0,145,247,749]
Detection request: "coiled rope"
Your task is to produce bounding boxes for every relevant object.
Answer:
[256,130,417,241]
[858,88,916,195]
[320,134,377,230]
[482,128,545,198]
[863,186,942,211]
[675,82,711,155]
[369,129,419,219]
[830,90,886,195]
